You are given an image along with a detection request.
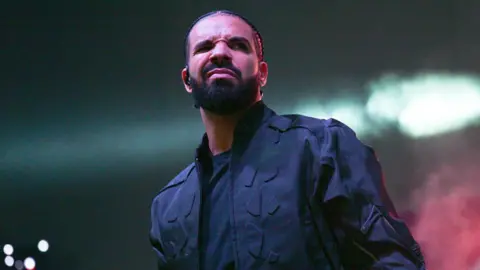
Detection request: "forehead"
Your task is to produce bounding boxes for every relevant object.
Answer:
[189,15,254,45]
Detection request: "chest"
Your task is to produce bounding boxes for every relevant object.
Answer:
[226,136,315,266]
[158,133,325,268]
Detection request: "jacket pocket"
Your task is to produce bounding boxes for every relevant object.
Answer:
[359,204,425,266]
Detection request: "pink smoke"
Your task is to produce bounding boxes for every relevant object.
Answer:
[410,164,480,269]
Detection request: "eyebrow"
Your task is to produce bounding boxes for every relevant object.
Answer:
[192,36,252,52]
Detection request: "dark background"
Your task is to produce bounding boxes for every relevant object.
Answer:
[2,1,480,269]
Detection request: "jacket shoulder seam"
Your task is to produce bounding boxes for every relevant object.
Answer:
[280,114,328,138]
[156,163,196,196]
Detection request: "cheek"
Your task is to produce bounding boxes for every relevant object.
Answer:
[188,67,205,84]
[189,58,207,80]
[239,59,258,78]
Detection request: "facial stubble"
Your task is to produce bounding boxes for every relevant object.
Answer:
[190,74,260,115]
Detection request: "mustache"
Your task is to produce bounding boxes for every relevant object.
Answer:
[202,64,242,79]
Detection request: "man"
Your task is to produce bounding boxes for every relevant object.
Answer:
[149,10,425,270]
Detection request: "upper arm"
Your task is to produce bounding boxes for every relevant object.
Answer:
[313,120,425,269]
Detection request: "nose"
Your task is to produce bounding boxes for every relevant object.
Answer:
[209,42,232,66]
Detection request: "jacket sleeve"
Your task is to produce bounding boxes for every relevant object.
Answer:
[149,197,168,269]
[313,120,426,269]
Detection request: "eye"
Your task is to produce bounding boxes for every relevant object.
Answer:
[195,44,212,53]
[194,41,214,54]
[231,42,249,52]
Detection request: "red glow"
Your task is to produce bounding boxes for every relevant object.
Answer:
[411,165,480,269]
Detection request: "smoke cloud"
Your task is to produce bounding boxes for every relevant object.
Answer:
[410,164,480,269]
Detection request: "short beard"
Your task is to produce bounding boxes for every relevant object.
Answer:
[190,75,260,116]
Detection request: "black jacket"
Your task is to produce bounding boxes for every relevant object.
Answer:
[149,101,425,269]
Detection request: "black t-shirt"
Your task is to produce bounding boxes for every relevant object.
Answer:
[199,150,235,270]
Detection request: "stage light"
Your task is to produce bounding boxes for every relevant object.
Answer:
[37,240,49,252]
[4,256,14,267]
[3,244,13,256]
[24,257,35,270]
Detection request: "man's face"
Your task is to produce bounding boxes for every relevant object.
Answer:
[182,14,268,115]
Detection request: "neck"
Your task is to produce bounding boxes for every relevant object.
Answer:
[199,92,263,155]
[200,108,244,155]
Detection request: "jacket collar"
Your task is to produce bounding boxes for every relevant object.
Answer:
[195,101,276,160]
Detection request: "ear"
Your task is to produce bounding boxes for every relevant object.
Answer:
[258,61,268,87]
[181,67,192,93]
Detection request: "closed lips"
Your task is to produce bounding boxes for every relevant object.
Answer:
[207,68,237,77]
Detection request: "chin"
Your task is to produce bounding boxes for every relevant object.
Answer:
[209,78,237,86]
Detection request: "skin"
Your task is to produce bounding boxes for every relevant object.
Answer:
[181,14,269,155]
